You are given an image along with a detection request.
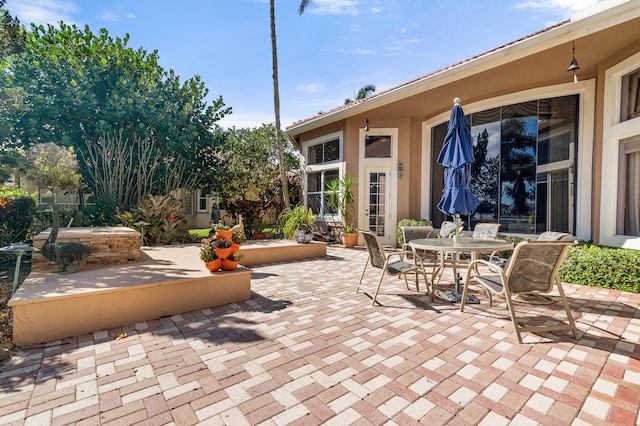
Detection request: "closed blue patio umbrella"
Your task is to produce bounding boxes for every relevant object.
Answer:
[436,98,480,302]
[437,98,479,218]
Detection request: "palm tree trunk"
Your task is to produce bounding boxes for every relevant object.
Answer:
[270,0,291,210]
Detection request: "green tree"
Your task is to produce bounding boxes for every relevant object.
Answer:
[26,143,80,200]
[344,84,376,105]
[0,0,26,181]
[2,23,229,205]
[0,0,24,58]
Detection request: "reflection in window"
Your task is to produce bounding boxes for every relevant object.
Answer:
[621,68,640,122]
[307,170,339,216]
[365,135,391,158]
[431,95,578,234]
[619,135,640,236]
[308,139,339,165]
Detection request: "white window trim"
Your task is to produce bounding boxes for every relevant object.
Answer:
[421,81,595,242]
[196,189,208,213]
[358,127,399,245]
[602,51,640,249]
[301,131,343,222]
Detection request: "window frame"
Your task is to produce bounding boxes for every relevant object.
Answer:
[421,81,595,241]
[602,50,640,249]
[302,131,343,221]
[196,189,208,213]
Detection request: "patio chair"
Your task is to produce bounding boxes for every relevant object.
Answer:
[357,229,434,305]
[460,240,579,343]
[537,231,575,241]
[463,223,503,264]
[439,221,458,238]
[400,225,442,285]
[471,223,501,239]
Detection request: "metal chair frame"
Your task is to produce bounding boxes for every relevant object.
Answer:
[357,230,434,305]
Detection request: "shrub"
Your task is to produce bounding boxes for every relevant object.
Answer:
[0,188,38,245]
[560,243,640,293]
[396,218,433,247]
[120,194,188,245]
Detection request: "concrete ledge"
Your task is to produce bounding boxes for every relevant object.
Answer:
[239,240,327,266]
[9,245,250,346]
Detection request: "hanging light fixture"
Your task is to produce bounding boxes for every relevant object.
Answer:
[364,118,369,140]
[567,42,580,84]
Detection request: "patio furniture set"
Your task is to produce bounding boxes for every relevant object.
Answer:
[358,224,579,343]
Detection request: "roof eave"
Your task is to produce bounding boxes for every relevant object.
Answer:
[285,0,639,137]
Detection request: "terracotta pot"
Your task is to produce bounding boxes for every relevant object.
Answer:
[205,258,223,271]
[230,242,240,255]
[215,230,233,241]
[221,258,239,271]
[215,247,232,259]
[342,233,358,248]
[253,233,265,240]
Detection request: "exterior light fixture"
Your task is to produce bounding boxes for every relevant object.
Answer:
[365,118,369,141]
[398,163,403,179]
[567,42,580,83]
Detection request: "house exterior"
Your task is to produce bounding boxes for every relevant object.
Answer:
[284,0,640,250]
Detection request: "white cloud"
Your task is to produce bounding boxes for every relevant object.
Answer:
[306,0,360,16]
[218,111,275,130]
[100,11,137,22]
[513,0,603,18]
[100,12,122,22]
[8,0,78,26]
[296,83,326,94]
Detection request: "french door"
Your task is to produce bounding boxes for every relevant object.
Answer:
[364,167,394,245]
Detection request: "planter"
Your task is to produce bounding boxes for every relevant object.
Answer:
[253,232,265,240]
[215,230,233,241]
[453,235,461,245]
[205,258,223,271]
[230,242,240,255]
[342,232,358,248]
[222,258,239,271]
[215,247,232,259]
[294,230,313,244]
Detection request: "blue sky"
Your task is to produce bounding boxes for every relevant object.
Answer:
[7,0,604,129]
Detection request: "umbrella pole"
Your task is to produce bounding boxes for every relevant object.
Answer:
[454,214,462,293]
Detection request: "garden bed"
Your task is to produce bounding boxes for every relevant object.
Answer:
[239,239,327,266]
[32,226,141,271]
[9,245,250,346]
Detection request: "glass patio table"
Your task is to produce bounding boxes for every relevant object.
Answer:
[408,238,514,303]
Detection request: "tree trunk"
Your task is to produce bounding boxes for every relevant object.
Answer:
[270,0,291,210]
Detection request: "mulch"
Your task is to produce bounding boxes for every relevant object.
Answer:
[0,253,31,346]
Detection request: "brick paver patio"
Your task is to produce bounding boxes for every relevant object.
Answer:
[1,245,639,425]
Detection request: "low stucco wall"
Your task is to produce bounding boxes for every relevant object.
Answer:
[239,240,327,266]
[10,245,250,346]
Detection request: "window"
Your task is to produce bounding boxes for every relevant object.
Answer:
[197,189,207,212]
[307,170,339,216]
[303,133,342,218]
[365,135,391,158]
[603,52,640,248]
[308,139,339,165]
[618,135,640,236]
[430,95,578,234]
[621,68,640,122]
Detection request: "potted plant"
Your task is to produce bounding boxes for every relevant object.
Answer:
[327,174,358,248]
[277,205,316,243]
[200,236,238,271]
